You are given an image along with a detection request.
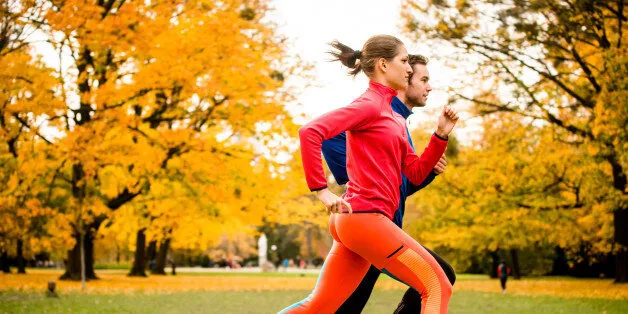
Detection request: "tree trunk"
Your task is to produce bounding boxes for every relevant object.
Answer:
[128,229,147,277]
[551,246,570,276]
[146,240,157,271]
[115,242,120,264]
[1,251,10,273]
[610,157,628,283]
[17,239,26,274]
[152,239,170,275]
[613,208,628,283]
[85,228,96,278]
[615,248,628,283]
[489,250,499,278]
[62,162,97,281]
[510,249,521,280]
[305,225,312,264]
[60,229,97,281]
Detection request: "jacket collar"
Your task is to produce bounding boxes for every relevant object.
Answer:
[391,96,412,119]
[368,81,398,99]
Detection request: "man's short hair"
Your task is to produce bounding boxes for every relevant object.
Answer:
[408,54,428,84]
[409,54,428,66]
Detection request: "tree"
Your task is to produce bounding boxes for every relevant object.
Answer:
[0,0,300,281]
[403,0,628,282]
[0,0,67,274]
[406,116,618,278]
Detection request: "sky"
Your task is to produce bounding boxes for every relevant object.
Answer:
[32,0,482,143]
[268,0,482,141]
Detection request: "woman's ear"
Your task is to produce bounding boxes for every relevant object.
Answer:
[377,58,387,73]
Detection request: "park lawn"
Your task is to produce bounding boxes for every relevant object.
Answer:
[1,269,627,313]
[1,269,626,300]
[0,290,626,314]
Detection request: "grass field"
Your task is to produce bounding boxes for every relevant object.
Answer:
[1,269,626,313]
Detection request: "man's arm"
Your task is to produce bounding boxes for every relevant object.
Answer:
[321,132,349,185]
[407,171,437,196]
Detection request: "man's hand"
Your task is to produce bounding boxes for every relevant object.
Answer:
[436,106,459,138]
[316,188,352,214]
[434,154,447,174]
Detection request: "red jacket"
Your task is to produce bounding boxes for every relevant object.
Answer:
[299,81,448,219]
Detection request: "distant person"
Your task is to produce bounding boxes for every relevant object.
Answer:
[169,259,176,275]
[498,262,511,294]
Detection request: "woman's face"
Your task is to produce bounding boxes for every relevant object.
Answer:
[383,45,413,91]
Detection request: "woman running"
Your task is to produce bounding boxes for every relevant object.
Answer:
[279,35,458,314]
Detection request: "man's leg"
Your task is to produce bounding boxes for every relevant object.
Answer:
[394,288,423,314]
[393,247,456,314]
[335,265,381,313]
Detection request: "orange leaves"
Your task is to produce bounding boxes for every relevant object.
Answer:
[46,0,153,53]
[1,0,306,266]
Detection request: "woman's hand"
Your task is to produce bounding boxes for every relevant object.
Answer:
[316,188,353,214]
[436,106,459,138]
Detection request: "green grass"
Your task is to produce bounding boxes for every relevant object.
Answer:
[0,290,625,314]
[93,263,132,270]
[21,267,322,278]
[19,268,493,280]
[171,271,320,278]
[18,268,492,280]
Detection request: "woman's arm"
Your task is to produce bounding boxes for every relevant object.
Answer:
[402,134,448,185]
[402,106,459,185]
[299,97,379,191]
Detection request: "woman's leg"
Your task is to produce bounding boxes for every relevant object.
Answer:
[279,215,371,314]
[334,213,453,314]
[335,265,381,314]
[393,246,456,314]
[423,246,456,285]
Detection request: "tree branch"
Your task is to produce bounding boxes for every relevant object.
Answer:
[464,40,596,108]
[106,188,141,210]
[12,114,53,144]
[569,45,601,92]
[518,202,583,211]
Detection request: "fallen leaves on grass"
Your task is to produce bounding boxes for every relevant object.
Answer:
[1,270,626,300]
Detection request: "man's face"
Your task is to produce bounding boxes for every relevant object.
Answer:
[406,64,432,108]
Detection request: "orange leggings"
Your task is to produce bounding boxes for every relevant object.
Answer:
[279,213,452,314]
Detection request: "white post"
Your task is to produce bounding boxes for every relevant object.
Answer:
[258,234,267,267]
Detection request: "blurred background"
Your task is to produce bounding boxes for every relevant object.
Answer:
[0,0,626,313]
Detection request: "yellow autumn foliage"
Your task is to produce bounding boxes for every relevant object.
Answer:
[0,0,309,275]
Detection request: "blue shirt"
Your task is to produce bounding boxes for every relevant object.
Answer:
[321,96,437,227]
